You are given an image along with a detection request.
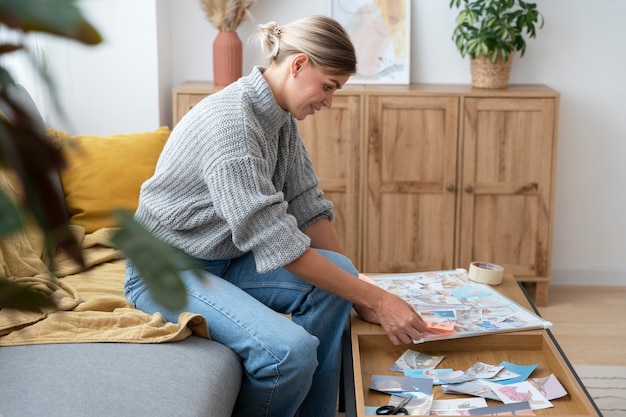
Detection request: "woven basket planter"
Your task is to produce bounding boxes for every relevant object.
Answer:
[470,54,513,89]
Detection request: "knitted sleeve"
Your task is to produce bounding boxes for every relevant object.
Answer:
[207,155,312,273]
[282,121,334,230]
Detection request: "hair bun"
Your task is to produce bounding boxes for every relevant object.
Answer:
[273,24,282,38]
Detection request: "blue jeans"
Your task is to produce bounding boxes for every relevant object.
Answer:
[124,249,356,417]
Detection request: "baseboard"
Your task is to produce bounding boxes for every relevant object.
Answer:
[551,267,626,286]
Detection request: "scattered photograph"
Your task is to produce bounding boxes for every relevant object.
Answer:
[370,374,433,394]
[389,349,444,372]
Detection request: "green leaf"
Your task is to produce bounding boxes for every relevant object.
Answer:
[0,43,24,55]
[455,12,466,26]
[0,66,13,87]
[0,278,56,312]
[0,0,102,45]
[110,210,199,311]
[481,41,489,56]
[468,10,478,25]
[0,98,84,268]
[0,190,24,237]
[449,0,543,58]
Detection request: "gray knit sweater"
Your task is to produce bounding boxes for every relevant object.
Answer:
[135,67,333,273]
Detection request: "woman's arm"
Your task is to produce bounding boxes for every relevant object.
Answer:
[302,219,384,324]
[302,218,342,252]
[294,221,427,345]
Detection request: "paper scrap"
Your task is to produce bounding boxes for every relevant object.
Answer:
[369,375,433,395]
[484,380,553,410]
[469,401,536,415]
[389,349,444,372]
[404,368,454,385]
[529,374,568,400]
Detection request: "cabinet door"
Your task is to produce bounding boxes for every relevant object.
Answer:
[365,95,459,273]
[298,95,362,267]
[459,97,556,278]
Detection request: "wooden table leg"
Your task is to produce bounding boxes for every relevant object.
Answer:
[340,316,356,417]
[520,281,550,306]
[533,282,549,306]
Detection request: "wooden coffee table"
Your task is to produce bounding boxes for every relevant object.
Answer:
[340,274,602,417]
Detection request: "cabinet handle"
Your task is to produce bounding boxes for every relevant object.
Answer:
[464,184,474,193]
[446,183,456,192]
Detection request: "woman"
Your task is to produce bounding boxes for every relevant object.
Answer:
[125,15,427,417]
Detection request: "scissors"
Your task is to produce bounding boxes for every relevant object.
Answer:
[375,395,411,415]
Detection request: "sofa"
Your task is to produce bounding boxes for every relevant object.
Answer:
[0,85,243,417]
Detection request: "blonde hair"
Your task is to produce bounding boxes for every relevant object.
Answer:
[257,15,356,75]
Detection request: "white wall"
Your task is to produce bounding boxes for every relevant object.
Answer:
[19,0,626,286]
[41,0,162,135]
[156,0,174,130]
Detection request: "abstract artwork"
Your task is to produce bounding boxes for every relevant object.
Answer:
[331,0,411,84]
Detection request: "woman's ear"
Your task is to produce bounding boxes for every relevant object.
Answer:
[290,53,309,77]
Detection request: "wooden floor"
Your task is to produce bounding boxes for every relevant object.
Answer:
[536,285,626,366]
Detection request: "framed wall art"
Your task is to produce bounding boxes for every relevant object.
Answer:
[331,0,411,84]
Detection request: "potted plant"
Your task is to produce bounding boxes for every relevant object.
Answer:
[449,0,544,88]
[199,0,255,85]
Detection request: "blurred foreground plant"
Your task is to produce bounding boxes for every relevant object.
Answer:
[0,0,189,312]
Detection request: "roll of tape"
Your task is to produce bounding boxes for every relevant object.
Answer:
[468,261,504,285]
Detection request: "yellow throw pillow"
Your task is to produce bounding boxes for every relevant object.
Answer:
[57,126,170,233]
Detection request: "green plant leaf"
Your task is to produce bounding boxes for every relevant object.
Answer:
[481,41,490,56]
[0,278,56,312]
[0,43,23,55]
[0,0,102,45]
[0,95,84,268]
[456,10,464,25]
[449,0,543,59]
[110,210,199,311]
[0,191,24,237]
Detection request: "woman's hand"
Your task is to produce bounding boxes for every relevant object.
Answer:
[353,303,379,324]
[287,254,427,345]
[353,273,427,345]
[374,291,428,345]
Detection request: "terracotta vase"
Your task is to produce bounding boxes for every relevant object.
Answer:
[213,31,243,86]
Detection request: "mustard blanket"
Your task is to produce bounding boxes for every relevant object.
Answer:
[0,227,209,346]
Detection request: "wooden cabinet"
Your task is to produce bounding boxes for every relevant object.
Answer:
[365,94,459,274]
[172,81,214,122]
[172,82,559,305]
[297,94,363,266]
[458,97,558,292]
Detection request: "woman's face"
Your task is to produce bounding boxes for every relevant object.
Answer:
[285,54,350,120]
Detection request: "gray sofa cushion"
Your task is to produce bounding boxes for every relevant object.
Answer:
[0,336,242,417]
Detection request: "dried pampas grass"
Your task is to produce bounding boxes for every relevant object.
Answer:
[199,0,255,32]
